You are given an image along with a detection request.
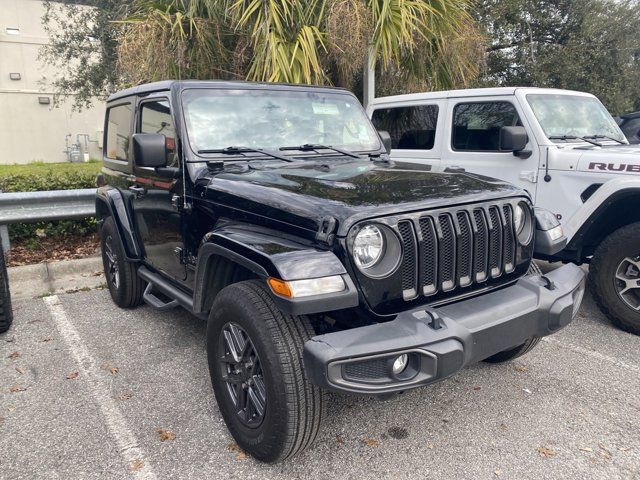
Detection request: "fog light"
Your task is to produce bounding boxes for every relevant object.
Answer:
[392,354,409,375]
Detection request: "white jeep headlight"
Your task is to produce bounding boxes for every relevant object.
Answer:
[353,225,384,270]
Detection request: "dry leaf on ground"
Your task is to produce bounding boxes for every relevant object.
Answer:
[66,371,79,380]
[579,447,593,452]
[426,442,435,449]
[537,446,557,457]
[9,385,26,393]
[8,351,21,360]
[156,428,176,441]
[363,438,379,447]
[7,234,99,267]
[15,366,27,375]
[514,366,528,372]
[118,392,133,401]
[129,459,145,472]
[41,337,53,343]
[336,435,345,444]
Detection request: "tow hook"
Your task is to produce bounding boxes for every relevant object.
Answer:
[540,275,557,291]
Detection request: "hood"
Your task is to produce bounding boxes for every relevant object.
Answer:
[201,159,524,236]
[555,143,640,176]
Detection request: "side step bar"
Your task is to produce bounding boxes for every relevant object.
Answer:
[138,266,195,314]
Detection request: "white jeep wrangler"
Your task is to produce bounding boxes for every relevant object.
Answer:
[369,87,640,334]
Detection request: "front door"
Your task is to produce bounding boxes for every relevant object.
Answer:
[440,98,541,198]
[130,96,186,281]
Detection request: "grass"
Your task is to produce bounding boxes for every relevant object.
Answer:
[0,160,102,178]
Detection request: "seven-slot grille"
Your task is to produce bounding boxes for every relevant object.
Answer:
[397,203,518,300]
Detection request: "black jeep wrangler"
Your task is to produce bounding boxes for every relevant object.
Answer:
[97,80,586,462]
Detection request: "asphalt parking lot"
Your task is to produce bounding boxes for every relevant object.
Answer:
[1,285,640,479]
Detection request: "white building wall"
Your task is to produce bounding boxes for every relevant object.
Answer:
[0,0,104,164]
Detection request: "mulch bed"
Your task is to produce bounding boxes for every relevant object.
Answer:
[6,234,100,267]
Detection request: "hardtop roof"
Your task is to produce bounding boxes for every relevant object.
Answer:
[107,80,350,103]
[369,86,595,106]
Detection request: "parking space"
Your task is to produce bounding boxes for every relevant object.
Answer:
[1,288,639,479]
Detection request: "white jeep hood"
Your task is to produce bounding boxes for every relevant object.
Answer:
[564,144,640,175]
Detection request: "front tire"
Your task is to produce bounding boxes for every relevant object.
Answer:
[207,280,324,462]
[0,241,13,334]
[100,217,144,308]
[589,223,640,335]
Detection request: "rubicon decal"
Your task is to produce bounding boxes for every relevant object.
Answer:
[588,162,640,173]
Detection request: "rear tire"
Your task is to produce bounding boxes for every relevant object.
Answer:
[0,242,13,334]
[482,261,542,363]
[100,217,144,308]
[207,280,325,462]
[589,223,640,335]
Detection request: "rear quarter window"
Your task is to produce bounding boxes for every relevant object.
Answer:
[105,103,133,161]
[371,105,439,150]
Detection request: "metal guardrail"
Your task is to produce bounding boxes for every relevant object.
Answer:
[0,189,96,250]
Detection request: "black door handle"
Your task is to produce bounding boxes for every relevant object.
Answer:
[129,186,146,197]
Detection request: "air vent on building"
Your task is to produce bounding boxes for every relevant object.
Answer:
[5,28,20,35]
[38,97,51,105]
[9,73,21,81]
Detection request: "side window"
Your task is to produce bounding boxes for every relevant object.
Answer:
[622,118,640,141]
[452,102,522,151]
[371,105,439,150]
[139,100,177,166]
[139,99,177,166]
[105,104,132,161]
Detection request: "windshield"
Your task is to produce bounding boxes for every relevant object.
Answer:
[181,88,381,156]
[526,94,625,143]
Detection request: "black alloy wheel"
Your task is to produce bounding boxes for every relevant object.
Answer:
[218,322,267,428]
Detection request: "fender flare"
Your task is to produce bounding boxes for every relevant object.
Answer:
[95,186,142,260]
[562,182,640,260]
[192,224,358,315]
[563,177,640,242]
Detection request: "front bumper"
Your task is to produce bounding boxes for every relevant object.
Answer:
[303,263,586,395]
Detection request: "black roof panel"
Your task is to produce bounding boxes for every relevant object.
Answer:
[107,80,350,103]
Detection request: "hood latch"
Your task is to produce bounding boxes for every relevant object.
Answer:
[316,216,337,245]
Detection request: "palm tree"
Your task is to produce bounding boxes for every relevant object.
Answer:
[117,0,484,96]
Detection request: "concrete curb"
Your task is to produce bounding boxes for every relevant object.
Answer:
[8,256,105,300]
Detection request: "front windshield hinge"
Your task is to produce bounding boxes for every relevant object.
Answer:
[370,153,392,163]
[316,216,337,245]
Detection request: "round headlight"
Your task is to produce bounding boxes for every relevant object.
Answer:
[514,202,533,245]
[353,225,384,269]
[514,204,526,234]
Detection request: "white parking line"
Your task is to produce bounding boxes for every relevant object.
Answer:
[43,295,157,480]
[543,336,640,374]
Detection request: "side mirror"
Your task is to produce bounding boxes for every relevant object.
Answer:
[499,126,528,153]
[132,133,168,168]
[378,130,392,154]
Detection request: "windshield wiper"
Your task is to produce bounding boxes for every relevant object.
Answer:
[279,143,362,159]
[548,135,602,147]
[584,134,625,145]
[197,146,294,162]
